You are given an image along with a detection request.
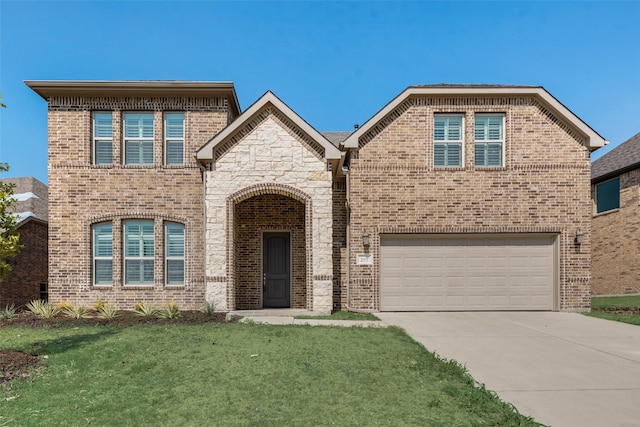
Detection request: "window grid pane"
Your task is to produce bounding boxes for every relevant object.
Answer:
[166,223,185,285]
[165,113,184,165]
[475,115,504,167]
[93,223,112,285]
[93,112,113,165]
[124,220,154,285]
[124,113,154,165]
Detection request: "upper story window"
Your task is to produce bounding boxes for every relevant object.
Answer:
[124,113,154,165]
[93,112,113,165]
[165,222,185,285]
[92,222,113,285]
[124,220,155,285]
[595,177,620,214]
[165,113,184,165]
[474,114,504,168]
[434,115,463,167]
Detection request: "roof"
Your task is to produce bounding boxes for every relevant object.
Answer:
[0,177,48,223]
[343,85,607,151]
[321,132,352,148]
[197,91,342,161]
[592,132,640,183]
[24,80,241,118]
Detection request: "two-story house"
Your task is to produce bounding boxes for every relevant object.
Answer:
[27,81,605,312]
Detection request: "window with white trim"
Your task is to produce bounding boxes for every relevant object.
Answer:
[165,222,185,285]
[434,114,463,167]
[124,220,154,285]
[474,114,504,167]
[93,112,113,165]
[92,222,113,285]
[595,178,620,213]
[124,113,154,165]
[165,113,184,165]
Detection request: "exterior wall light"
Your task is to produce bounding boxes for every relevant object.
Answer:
[362,233,370,247]
[575,228,584,245]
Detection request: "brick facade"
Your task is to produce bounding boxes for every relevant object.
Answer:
[0,220,48,307]
[592,169,640,295]
[347,95,594,311]
[29,82,603,312]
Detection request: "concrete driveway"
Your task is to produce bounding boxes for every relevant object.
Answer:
[377,312,640,427]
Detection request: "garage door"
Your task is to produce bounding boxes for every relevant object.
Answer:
[380,235,556,311]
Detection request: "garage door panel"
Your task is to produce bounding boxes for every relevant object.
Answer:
[380,235,555,311]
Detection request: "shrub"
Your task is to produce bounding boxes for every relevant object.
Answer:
[201,302,216,316]
[56,301,73,311]
[0,303,17,319]
[94,298,106,311]
[26,300,60,319]
[157,302,181,319]
[134,302,157,317]
[97,304,120,319]
[62,305,90,319]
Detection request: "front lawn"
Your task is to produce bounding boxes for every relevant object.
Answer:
[295,310,380,321]
[1,323,538,426]
[586,295,640,326]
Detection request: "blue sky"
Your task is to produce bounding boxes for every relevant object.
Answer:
[1,0,639,184]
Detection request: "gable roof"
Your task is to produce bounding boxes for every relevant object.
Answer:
[343,85,607,151]
[592,132,640,183]
[25,80,241,118]
[197,91,342,161]
[321,132,352,148]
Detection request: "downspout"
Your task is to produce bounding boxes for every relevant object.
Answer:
[344,163,351,312]
[194,152,207,306]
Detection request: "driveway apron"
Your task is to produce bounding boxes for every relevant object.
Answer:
[377,312,640,427]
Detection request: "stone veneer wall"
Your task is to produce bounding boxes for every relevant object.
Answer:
[47,96,230,310]
[234,195,306,309]
[348,96,592,311]
[205,115,334,312]
[592,169,640,295]
[0,220,48,307]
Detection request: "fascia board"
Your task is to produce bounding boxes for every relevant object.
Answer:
[197,91,341,161]
[343,87,606,150]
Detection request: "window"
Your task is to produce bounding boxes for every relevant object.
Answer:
[165,113,184,165]
[40,283,48,301]
[124,113,154,165]
[93,112,113,164]
[165,223,185,285]
[124,220,154,285]
[93,222,113,285]
[595,178,620,213]
[434,115,463,167]
[474,114,504,167]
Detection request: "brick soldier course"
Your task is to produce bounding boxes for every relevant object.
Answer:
[26,81,606,312]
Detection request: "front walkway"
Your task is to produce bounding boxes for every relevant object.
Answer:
[377,312,640,427]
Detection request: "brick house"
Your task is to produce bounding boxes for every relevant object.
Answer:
[26,81,605,312]
[0,177,48,307]
[591,132,640,295]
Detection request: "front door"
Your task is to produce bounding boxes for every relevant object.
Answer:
[263,232,291,308]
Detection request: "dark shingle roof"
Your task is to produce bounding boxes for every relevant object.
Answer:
[592,132,640,183]
[321,131,352,148]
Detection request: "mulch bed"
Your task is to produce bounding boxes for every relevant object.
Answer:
[1,310,240,386]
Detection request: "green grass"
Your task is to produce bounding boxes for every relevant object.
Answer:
[1,323,538,426]
[591,295,640,309]
[584,311,640,326]
[295,310,380,321]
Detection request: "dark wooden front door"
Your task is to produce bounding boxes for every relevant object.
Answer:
[263,232,291,308]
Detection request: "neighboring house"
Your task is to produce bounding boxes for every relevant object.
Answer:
[26,81,605,313]
[0,177,48,307]
[591,132,640,295]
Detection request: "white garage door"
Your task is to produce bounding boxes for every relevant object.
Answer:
[380,234,556,311]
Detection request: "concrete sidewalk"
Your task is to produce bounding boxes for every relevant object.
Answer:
[377,312,640,427]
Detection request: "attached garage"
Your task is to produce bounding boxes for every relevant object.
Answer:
[380,234,557,311]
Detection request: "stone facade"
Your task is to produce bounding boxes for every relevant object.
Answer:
[203,115,334,313]
[347,95,594,311]
[592,169,640,295]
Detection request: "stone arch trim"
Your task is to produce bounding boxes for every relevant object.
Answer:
[226,183,314,310]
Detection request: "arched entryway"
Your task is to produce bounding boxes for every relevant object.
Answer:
[227,184,313,310]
